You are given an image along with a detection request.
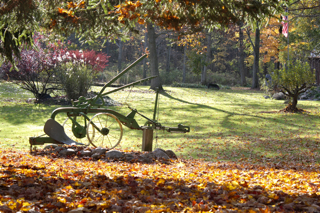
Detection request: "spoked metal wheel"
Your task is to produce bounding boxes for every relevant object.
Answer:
[87,113,123,148]
[63,116,89,146]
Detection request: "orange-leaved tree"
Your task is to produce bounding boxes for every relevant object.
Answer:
[1,0,284,90]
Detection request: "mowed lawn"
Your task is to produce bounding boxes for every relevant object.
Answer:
[1,81,320,212]
[1,81,320,165]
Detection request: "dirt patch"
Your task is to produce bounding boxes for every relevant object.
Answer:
[259,108,310,114]
[26,93,121,106]
[279,106,308,113]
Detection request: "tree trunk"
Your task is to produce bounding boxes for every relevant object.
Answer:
[291,95,298,109]
[285,93,299,112]
[275,60,280,70]
[147,23,163,90]
[166,35,171,74]
[251,23,260,89]
[239,22,247,86]
[183,45,187,83]
[117,39,123,84]
[201,31,212,85]
[143,30,148,85]
[105,40,109,55]
[173,44,178,68]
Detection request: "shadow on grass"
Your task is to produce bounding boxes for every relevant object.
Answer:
[165,88,320,110]
[0,104,55,125]
[179,130,320,166]
[160,91,320,133]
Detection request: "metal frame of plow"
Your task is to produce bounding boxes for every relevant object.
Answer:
[29,54,190,152]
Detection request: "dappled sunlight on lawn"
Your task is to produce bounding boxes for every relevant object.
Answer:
[1,84,320,212]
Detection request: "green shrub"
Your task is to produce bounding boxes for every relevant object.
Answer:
[186,50,206,76]
[56,63,93,101]
[206,72,239,86]
[245,77,252,87]
[160,68,183,85]
[271,57,315,110]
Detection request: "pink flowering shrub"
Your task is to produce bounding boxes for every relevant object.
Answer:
[1,33,109,102]
[53,49,109,100]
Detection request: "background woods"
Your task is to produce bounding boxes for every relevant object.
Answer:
[1,0,290,90]
[1,0,320,99]
[1,1,320,212]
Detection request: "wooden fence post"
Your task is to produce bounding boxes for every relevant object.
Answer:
[142,127,153,151]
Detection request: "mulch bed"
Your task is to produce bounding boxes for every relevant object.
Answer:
[279,104,308,113]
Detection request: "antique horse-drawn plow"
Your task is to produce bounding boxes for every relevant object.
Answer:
[29,55,190,151]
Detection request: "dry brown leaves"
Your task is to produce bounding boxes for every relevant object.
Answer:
[0,148,320,212]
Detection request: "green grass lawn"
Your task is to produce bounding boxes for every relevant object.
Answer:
[1,81,320,165]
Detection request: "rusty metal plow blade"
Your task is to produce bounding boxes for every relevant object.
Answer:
[44,119,85,146]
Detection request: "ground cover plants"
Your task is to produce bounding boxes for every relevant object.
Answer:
[1,81,320,212]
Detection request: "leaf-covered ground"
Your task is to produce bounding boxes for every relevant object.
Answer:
[1,83,320,212]
[1,148,320,212]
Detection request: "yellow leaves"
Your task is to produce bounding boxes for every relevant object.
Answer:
[260,17,282,63]
[97,201,111,209]
[138,18,145,24]
[57,196,67,203]
[190,197,196,202]
[175,32,205,53]
[225,181,239,190]
[58,8,74,17]
[115,1,144,24]
[67,2,78,9]
[116,1,141,13]
[1,149,320,212]
[5,199,32,211]
[157,178,165,185]
[248,194,255,199]
[176,161,185,168]
[135,1,142,7]
[165,185,173,190]
[268,193,279,200]
[140,189,149,195]
[189,173,197,178]
[58,8,65,14]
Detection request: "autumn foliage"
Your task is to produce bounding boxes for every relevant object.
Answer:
[260,17,282,63]
[1,148,320,212]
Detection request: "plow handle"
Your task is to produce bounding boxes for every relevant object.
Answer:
[96,54,147,97]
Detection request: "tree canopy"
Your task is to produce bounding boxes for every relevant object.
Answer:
[0,0,284,64]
